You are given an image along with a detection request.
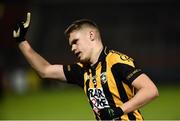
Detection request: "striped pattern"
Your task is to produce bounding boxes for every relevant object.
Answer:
[63,47,144,120]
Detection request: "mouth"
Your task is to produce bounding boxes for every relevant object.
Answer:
[75,52,81,58]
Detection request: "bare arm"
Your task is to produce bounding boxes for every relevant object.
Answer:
[19,40,67,81]
[13,12,67,81]
[120,73,159,114]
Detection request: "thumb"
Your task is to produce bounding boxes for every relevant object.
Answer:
[23,12,31,28]
[13,24,20,38]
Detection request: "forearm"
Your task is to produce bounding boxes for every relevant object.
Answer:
[13,13,66,81]
[19,40,50,77]
[121,87,157,114]
[121,74,159,114]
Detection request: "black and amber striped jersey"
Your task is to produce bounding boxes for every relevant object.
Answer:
[63,47,144,120]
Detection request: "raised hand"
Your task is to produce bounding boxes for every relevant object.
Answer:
[13,12,31,43]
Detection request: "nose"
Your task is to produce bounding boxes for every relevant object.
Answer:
[71,44,76,52]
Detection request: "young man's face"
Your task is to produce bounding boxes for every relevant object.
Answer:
[69,29,93,63]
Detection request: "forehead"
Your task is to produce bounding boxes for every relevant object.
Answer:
[69,30,80,39]
[68,30,81,44]
[69,28,89,41]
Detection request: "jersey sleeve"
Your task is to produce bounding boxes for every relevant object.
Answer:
[63,63,84,88]
[111,52,143,85]
[118,62,143,85]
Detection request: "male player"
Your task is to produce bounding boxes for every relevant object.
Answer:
[13,12,159,120]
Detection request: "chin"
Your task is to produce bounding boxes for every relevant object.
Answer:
[79,59,86,63]
[79,58,89,64]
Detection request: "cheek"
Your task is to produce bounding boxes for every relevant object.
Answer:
[79,37,91,51]
[81,42,90,51]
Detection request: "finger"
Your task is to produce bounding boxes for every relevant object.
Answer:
[23,12,31,28]
[13,28,20,38]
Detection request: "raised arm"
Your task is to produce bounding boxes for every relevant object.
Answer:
[13,12,67,81]
[18,41,66,81]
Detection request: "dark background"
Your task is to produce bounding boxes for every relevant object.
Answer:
[0,0,179,91]
[0,0,180,120]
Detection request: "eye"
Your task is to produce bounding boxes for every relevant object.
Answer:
[71,39,78,45]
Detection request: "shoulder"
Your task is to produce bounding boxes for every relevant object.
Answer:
[106,50,135,67]
[65,62,83,72]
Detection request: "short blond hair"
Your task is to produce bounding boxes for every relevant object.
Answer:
[64,19,100,39]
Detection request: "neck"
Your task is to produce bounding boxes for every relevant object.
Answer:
[90,43,103,66]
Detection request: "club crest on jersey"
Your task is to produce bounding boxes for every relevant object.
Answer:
[100,72,107,84]
[88,88,110,110]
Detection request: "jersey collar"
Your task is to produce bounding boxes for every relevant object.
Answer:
[91,46,109,69]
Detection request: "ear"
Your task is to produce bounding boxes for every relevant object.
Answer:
[89,31,95,41]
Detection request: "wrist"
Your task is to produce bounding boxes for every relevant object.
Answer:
[16,38,26,44]
[99,107,124,120]
[113,107,124,118]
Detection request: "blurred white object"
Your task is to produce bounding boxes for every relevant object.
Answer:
[10,68,27,94]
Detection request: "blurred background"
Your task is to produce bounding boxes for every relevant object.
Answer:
[0,0,180,120]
